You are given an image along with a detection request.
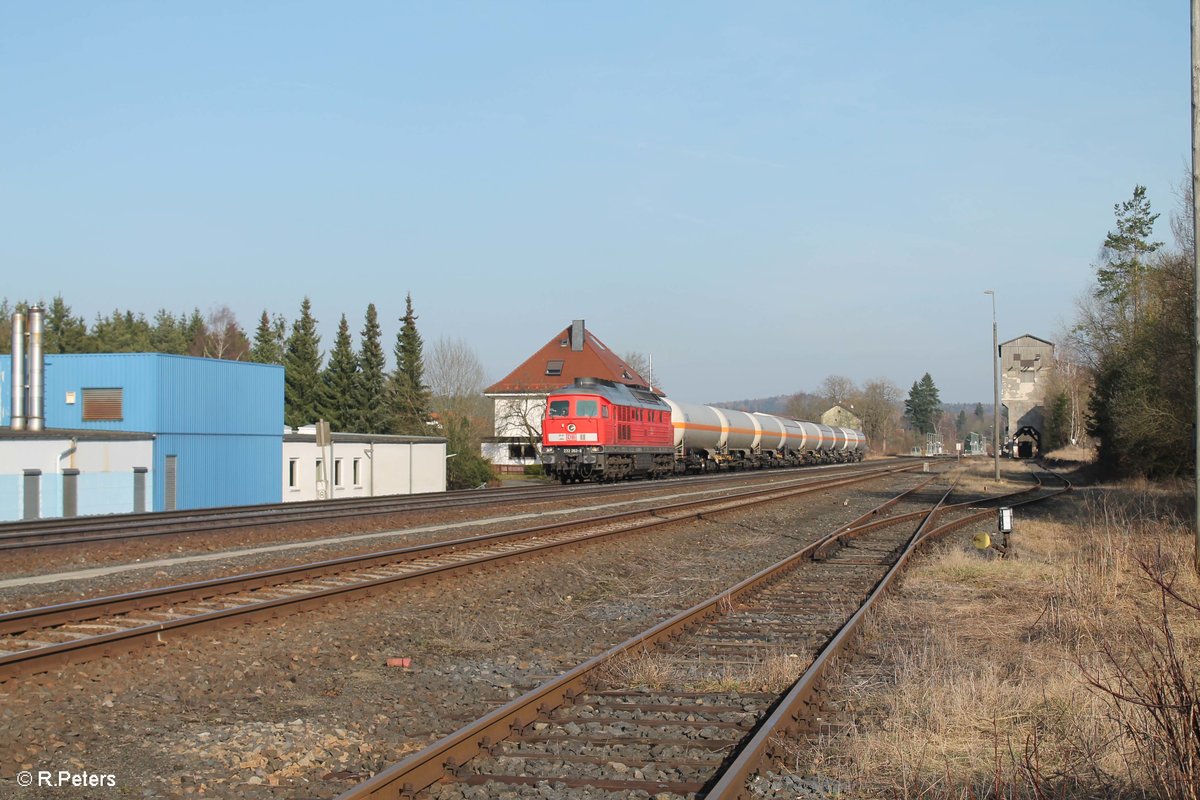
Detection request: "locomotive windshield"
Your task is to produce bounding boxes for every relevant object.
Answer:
[548,400,570,417]
[575,400,599,418]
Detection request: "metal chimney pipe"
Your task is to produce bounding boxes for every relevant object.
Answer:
[10,312,26,430]
[26,305,44,432]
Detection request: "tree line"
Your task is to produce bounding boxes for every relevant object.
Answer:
[0,292,495,488]
[777,371,986,455]
[0,297,252,360]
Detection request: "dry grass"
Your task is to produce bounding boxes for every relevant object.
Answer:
[418,612,496,656]
[793,480,1200,798]
[1043,444,1097,463]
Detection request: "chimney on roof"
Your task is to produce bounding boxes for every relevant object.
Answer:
[570,320,585,352]
[10,311,25,430]
[26,305,45,432]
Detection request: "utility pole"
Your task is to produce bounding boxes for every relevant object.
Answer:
[1192,0,1199,572]
[985,289,1000,481]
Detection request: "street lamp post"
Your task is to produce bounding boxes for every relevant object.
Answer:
[984,290,1000,481]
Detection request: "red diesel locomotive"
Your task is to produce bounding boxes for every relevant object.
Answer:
[540,378,675,482]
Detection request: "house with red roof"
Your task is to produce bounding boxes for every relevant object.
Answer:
[482,320,652,472]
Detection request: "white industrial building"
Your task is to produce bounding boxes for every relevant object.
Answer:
[282,427,448,501]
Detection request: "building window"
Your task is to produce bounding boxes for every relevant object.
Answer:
[353,458,362,487]
[288,459,299,489]
[545,359,564,376]
[334,459,343,487]
[315,459,325,484]
[508,444,537,460]
[82,388,123,421]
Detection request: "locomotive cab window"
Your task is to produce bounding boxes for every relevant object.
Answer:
[548,400,570,417]
[575,399,599,418]
[601,406,608,418]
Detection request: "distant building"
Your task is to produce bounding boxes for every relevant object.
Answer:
[999,334,1055,456]
[483,320,651,473]
[820,405,861,430]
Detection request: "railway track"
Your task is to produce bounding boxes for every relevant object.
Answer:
[335,466,1070,800]
[0,462,921,682]
[0,461,889,552]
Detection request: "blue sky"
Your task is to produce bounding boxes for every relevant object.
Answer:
[0,2,1188,404]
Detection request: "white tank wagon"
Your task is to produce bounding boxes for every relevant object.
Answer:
[662,399,867,471]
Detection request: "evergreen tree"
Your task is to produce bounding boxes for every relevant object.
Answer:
[149,309,190,354]
[183,309,206,356]
[955,409,967,437]
[92,309,152,352]
[1095,185,1162,325]
[389,293,431,435]
[43,295,90,353]
[250,311,286,364]
[0,298,10,353]
[355,303,389,433]
[903,373,941,435]
[973,402,984,419]
[322,314,359,430]
[283,297,325,429]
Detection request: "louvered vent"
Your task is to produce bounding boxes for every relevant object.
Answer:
[82,388,123,421]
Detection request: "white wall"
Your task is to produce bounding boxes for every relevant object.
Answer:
[0,437,154,520]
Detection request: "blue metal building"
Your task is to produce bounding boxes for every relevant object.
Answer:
[1,353,283,511]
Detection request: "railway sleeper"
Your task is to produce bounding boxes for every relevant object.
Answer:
[488,749,724,770]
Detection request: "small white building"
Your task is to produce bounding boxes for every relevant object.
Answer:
[282,427,448,501]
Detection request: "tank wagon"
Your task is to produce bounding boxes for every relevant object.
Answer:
[541,378,868,483]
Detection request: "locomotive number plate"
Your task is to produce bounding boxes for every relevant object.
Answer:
[548,433,598,442]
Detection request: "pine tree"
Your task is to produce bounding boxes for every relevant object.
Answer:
[389,293,431,435]
[323,314,359,430]
[283,297,325,429]
[92,309,152,352]
[150,309,189,354]
[1095,185,1162,325]
[973,402,984,419]
[904,373,942,435]
[183,309,206,356]
[250,310,287,365]
[355,303,389,433]
[43,295,90,353]
[0,298,10,354]
[955,409,967,437]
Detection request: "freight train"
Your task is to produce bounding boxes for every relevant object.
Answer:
[541,377,868,483]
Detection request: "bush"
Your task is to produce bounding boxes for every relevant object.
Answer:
[522,464,544,477]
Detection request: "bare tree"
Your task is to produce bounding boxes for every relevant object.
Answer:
[426,336,491,439]
[193,305,249,360]
[492,395,547,459]
[785,391,827,422]
[820,375,857,407]
[427,337,485,404]
[621,351,660,390]
[851,379,901,453]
